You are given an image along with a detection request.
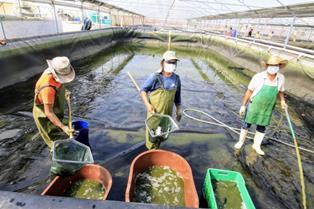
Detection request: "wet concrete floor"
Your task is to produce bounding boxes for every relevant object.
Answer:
[0,43,313,209]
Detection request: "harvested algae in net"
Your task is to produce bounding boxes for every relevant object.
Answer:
[213,181,246,209]
[64,179,105,200]
[133,166,185,206]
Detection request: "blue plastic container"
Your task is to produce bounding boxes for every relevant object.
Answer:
[72,121,90,147]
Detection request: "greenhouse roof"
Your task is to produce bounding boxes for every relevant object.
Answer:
[189,2,314,20]
[21,0,144,17]
[99,0,314,20]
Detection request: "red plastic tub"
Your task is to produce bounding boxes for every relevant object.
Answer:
[125,149,199,208]
[42,164,112,200]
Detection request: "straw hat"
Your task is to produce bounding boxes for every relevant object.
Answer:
[47,56,75,83]
[162,51,178,61]
[266,56,288,65]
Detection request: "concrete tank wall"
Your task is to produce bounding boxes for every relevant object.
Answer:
[0,27,136,89]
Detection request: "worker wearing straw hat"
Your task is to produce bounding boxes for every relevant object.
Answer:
[235,55,288,155]
[33,56,75,149]
[140,51,182,149]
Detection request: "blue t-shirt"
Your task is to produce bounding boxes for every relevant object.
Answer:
[141,72,181,105]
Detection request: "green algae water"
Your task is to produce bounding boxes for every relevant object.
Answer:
[133,166,185,206]
[213,181,244,209]
[64,179,105,200]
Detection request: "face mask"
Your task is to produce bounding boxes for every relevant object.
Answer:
[267,66,279,75]
[164,63,176,73]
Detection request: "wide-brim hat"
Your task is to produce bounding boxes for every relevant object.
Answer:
[266,56,288,66]
[162,50,178,61]
[47,56,75,84]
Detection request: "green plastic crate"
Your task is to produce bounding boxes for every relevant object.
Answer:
[203,168,256,209]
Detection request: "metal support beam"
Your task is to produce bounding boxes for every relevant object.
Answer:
[98,4,101,29]
[51,0,59,34]
[0,15,7,40]
[284,15,296,49]
[17,0,23,17]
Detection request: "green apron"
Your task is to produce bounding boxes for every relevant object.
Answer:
[33,84,65,149]
[145,74,178,149]
[245,78,279,126]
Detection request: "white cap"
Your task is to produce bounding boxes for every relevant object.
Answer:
[162,51,178,61]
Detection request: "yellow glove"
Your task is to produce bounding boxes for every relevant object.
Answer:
[65,89,72,100]
[281,100,288,110]
[61,126,74,137]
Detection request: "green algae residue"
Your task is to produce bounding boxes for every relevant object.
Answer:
[106,129,144,144]
[133,166,185,206]
[168,132,225,146]
[64,179,105,200]
[213,181,244,209]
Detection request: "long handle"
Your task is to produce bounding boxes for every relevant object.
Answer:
[66,90,73,138]
[284,107,307,209]
[127,71,141,92]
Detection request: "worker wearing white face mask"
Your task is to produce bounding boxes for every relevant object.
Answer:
[235,55,288,155]
[140,51,182,149]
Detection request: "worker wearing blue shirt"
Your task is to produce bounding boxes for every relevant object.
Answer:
[140,51,182,149]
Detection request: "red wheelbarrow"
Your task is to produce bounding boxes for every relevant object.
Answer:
[42,164,112,200]
[125,149,199,208]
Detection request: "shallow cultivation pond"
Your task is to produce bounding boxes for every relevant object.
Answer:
[0,42,313,209]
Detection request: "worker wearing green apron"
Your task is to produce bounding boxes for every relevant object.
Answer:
[234,56,288,155]
[140,51,182,149]
[33,56,75,149]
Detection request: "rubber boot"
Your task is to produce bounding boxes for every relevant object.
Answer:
[252,131,265,155]
[234,129,248,149]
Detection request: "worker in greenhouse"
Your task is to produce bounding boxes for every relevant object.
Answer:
[33,56,75,149]
[0,39,6,46]
[140,50,182,149]
[81,17,92,31]
[234,55,288,155]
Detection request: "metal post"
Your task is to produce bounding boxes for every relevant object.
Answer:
[80,0,84,25]
[308,28,313,41]
[0,15,7,40]
[109,9,112,27]
[51,0,59,34]
[97,5,101,29]
[168,31,171,50]
[284,15,296,49]
[17,0,22,18]
[236,18,240,39]
[120,12,123,27]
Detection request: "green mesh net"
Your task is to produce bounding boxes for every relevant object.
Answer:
[145,114,179,141]
[51,139,94,176]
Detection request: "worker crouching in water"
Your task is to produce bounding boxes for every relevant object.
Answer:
[33,56,75,149]
[140,51,182,149]
[235,56,288,155]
